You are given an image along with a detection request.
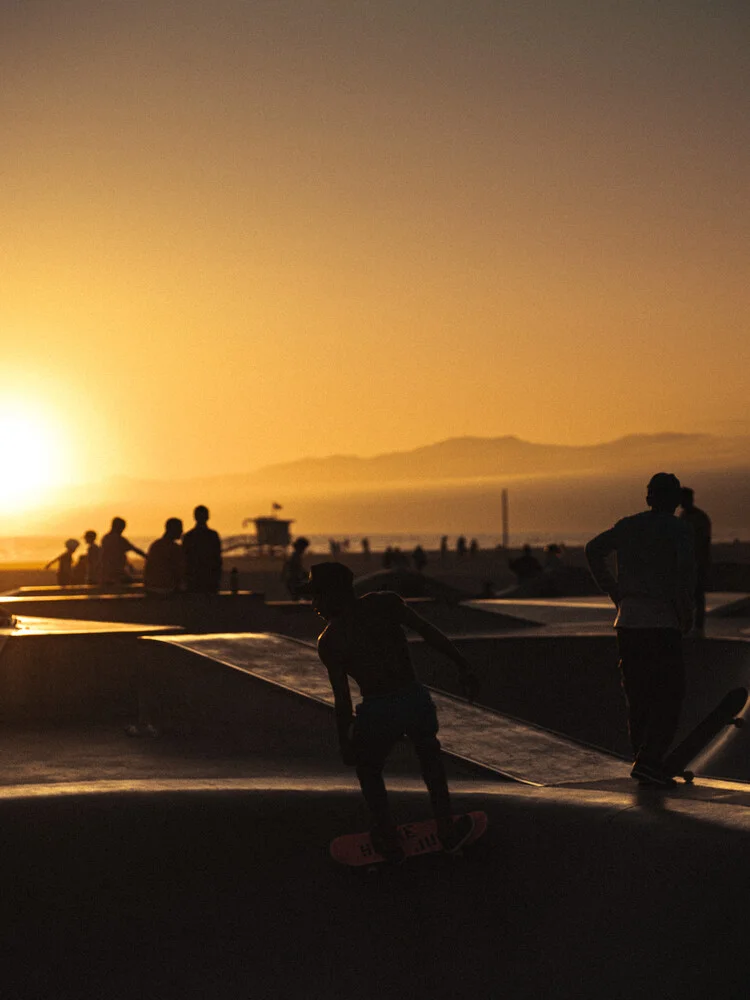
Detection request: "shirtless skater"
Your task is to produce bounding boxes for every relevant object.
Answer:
[306,562,480,861]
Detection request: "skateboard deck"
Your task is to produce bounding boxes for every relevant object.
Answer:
[330,811,488,867]
[662,687,747,782]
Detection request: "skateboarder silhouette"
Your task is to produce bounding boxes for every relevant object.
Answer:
[306,562,480,861]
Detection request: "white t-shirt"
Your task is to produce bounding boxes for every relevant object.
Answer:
[585,510,695,631]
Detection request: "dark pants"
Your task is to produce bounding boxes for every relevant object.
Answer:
[353,684,451,829]
[616,628,685,764]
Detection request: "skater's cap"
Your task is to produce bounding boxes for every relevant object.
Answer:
[299,562,354,596]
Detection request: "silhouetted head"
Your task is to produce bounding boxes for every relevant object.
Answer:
[293,536,310,553]
[302,562,355,619]
[193,505,209,525]
[165,517,183,540]
[111,517,126,534]
[84,530,97,544]
[646,472,682,513]
[64,538,80,553]
[680,487,695,510]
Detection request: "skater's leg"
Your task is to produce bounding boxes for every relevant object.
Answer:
[413,733,452,837]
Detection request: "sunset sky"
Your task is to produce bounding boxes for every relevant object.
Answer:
[2,1,749,514]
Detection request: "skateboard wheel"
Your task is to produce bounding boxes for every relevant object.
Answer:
[682,770,695,783]
[732,718,745,728]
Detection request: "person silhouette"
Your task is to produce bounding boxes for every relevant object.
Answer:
[306,562,480,861]
[45,539,80,586]
[100,517,148,586]
[81,530,101,585]
[182,505,223,594]
[144,518,185,595]
[412,544,427,572]
[281,536,310,599]
[679,487,712,636]
[508,544,542,582]
[585,472,695,786]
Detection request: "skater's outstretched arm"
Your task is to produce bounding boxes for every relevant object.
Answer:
[396,603,480,700]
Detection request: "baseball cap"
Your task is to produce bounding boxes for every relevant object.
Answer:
[298,562,354,596]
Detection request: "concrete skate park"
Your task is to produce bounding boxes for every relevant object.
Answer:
[2,586,750,999]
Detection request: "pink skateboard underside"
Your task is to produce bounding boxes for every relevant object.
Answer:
[330,811,488,866]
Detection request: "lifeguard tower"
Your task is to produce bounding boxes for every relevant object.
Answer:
[243,515,295,555]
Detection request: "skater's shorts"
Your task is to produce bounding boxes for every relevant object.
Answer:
[354,683,439,747]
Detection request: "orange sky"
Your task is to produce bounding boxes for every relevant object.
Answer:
[2,1,749,508]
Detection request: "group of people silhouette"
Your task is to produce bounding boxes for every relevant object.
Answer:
[47,506,223,595]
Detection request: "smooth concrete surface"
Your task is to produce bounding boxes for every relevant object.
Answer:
[1,614,180,637]
[466,591,749,625]
[2,780,750,999]
[0,589,537,638]
[0,621,181,724]
[3,629,750,997]
[410,629,750,774]
[157,632,628,785]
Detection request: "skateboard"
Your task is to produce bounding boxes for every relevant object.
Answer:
[330,810,488,867]
[662,687,747,782]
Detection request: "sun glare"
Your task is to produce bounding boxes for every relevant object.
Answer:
[0,408,67,515]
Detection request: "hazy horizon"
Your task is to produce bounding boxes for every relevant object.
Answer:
[2,430,748,544]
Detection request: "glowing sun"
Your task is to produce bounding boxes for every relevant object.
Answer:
[0,407,67,515]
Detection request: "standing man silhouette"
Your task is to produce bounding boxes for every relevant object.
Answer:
[100,518,147,586]
[144,518,185,596]
[585,473,695,786]
[182,505,223,594]
[679,487,712,636]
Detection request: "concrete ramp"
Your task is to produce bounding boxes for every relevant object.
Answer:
[151,633,628,786]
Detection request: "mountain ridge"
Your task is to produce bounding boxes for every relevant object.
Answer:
[91,432,750,495]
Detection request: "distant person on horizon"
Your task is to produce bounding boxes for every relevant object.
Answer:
[361,537,371,560]
[585,472,695,787]
[679,487,712,636]
[412,544,427,572]
[281,536,310,600]
[182,505,222,594]
[45,538,80,587]
[72,530,100,585]
[508,544,542,583]
[144,518,185,595]
[306,562,480,861]
[543,543,563,572]
[100,517,148,587]
[440,536,448,561]
[456,535,467,557]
